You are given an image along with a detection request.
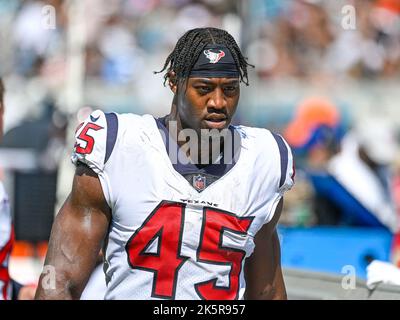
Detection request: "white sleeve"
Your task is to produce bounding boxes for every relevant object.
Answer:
[71,110,119,207]
[261,131,296,226]
[71,110,108,174]
[0,183,11,249]
[270,132,295,194]
[278,137,295,194]
[0,183,12,301]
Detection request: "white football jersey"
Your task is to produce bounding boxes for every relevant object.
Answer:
[72,110,294,300]
[0,182,13,300]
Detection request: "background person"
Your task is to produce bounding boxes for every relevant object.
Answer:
[0,78,36,300]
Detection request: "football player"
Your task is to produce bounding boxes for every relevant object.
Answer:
[0,78,36,300]
[35,28,295,300]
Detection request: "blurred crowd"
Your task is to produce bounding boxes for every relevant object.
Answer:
[281,95,400,269]
[247,0,400,81]
[0,0,399,129]
[1,0,399,85]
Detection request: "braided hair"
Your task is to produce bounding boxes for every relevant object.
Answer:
[156,27,254,86]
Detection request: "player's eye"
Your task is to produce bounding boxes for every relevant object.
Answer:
[223,86,238,95]
[224,86,235,91]
[196,86,212,94]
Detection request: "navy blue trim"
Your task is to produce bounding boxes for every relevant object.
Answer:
[272,132,288,188]
[104,113,118,164]
[11,280,23,300]
[155,117,240,178]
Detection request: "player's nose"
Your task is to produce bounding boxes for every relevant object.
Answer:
[207,87,227,110]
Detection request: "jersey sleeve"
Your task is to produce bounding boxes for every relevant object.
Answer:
[271,132,295,194]
[0,183,13,300]
[0,184,11,249]
[253,130,296,227]
[71,110,119,208]
[261,132,296,226]
[71,109,118,174]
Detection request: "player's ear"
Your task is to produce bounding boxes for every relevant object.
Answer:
[168,71,177,94]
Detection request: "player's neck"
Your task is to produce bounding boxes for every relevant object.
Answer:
[165,106,223,166]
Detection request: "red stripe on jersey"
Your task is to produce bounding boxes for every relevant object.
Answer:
[0,226,14,300]
[0,267,10,300]
[0,226,14,263]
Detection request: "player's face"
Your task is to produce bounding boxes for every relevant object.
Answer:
[177,77,240,132]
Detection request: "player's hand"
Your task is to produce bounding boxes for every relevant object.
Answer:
[18,284,37,300]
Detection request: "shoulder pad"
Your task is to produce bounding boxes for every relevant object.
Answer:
[71,110,119,173]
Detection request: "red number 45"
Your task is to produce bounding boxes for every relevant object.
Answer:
[125,201,253,300]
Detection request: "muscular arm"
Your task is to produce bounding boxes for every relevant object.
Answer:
[244,199,287,300]
[35,164,111,300]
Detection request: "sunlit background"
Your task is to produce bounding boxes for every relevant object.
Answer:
[1,0,400,297]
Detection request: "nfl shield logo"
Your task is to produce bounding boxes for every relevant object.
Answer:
[193,174,206,192]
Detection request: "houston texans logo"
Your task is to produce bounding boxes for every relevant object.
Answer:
[204,49,225,64]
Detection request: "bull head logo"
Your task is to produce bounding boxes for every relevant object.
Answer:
[203,49,225,64]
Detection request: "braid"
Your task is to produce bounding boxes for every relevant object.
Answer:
[155,27,254,86]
